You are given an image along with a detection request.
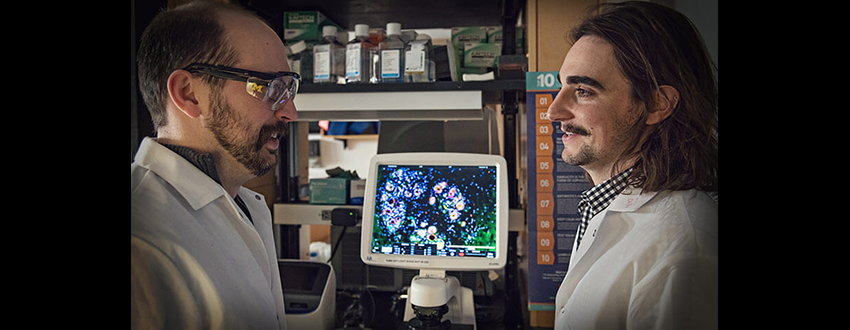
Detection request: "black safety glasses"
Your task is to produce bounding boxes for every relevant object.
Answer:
[182,63,300,111]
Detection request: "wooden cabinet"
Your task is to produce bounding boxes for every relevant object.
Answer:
[527,0,599,72]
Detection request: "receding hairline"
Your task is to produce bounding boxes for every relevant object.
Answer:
[185,1,279,67]
[174,0,271,41]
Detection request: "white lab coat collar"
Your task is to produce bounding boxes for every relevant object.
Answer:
[568,187,659,267]
[134,137,226,211]
[606,186,658,212]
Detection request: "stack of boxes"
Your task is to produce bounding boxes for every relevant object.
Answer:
[452,26,499,75]
[451,25,525,80]
[309,178,366,205]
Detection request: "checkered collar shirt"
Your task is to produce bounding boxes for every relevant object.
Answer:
[575,166,635,248]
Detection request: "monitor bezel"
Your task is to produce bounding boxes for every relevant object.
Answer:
[359,152,508,271]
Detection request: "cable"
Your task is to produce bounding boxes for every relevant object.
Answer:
[326,226,348,264]
[479,271,490,296]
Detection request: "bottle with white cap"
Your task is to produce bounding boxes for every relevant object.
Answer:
[378,22,406,83]
[313,25,345,84]
[345,24,376,84]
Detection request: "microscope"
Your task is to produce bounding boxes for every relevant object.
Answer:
[403,270,475,330]
[357,153,509,330]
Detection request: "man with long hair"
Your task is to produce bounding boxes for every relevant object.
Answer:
[548,2,717,328]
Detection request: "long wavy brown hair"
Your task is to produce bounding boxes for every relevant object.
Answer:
[570,1,718,193]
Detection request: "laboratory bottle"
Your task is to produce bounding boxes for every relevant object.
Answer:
[313,25,345,84]
[405,34,435,82]
[378,22,405,83]
[345,24,376,84]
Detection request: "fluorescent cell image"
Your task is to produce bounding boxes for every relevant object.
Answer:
[370,164,498,258]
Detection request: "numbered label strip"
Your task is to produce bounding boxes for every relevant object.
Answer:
[525,71,591,310]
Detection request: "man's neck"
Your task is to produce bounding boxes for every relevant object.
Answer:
[214,157,255,198]
[155,137,251,198]
[583,158,637,186]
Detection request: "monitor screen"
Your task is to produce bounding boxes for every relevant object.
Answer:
[371,164,497,258]
[361,153,507,271]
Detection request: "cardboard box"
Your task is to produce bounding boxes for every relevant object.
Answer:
[451,26,488,45]
[486,25,503,44]
[463,42,502,67]
[483,26,524,52]
[309,178,349,205]
[283,11,339,42]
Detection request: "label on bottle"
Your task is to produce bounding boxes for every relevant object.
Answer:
[405,48,425,73]
[346,44,361,77]
[381,49,401,78]
[314,45,330,80]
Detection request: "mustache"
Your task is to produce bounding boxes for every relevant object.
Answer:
[255,122,289,149]
[560,123,590,136]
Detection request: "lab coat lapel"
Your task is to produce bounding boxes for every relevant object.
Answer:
[568,188,658,269]
[561,207,613,302]
[569,208,607,268]
[220,192,272,283]
[238,190,286,322]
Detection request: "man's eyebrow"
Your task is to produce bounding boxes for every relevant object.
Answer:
[566,75,605,91]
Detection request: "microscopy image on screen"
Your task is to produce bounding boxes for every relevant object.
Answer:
[370,164,498,258]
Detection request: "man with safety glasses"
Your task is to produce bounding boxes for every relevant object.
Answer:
[131,1,298,328]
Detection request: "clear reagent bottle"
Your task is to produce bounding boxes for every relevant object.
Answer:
[313,25,345,84]
[405,34,435,82]
[378,22,406,83]
[346,24,376,84]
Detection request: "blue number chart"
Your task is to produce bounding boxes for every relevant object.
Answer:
[525,71,591,312]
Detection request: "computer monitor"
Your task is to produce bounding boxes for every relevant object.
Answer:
[360,152,508,271]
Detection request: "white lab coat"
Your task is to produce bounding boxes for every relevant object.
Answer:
[131,137,287,330]
[554,187,717,330]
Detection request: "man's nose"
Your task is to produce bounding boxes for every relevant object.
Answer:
[274,100,298,123]
[546,92,573,122]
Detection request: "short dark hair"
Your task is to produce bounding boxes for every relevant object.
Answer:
[570,1,718,193]
[137,0,252,131]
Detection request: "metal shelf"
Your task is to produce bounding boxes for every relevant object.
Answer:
[298,80,525,93]
[293,80,525,121]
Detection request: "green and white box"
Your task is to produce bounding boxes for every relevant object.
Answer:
[309,178,349,205]
[284,11,338,41]
[463,42,502,67]
[451,26,488,45]
[486,26,503,44]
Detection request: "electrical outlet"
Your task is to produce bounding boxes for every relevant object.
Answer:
[321,210,332,220]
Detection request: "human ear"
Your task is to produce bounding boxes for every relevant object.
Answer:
[645,85,679,125]
[166,70,202,118]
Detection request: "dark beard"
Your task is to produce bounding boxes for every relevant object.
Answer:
[205,93,287,177]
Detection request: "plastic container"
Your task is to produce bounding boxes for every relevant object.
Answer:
[405,34,435,82]
[313,25,345,84]
[345,24,376,84]
[378,22,406,83]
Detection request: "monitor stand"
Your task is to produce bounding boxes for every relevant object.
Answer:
[403,269,476,330]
